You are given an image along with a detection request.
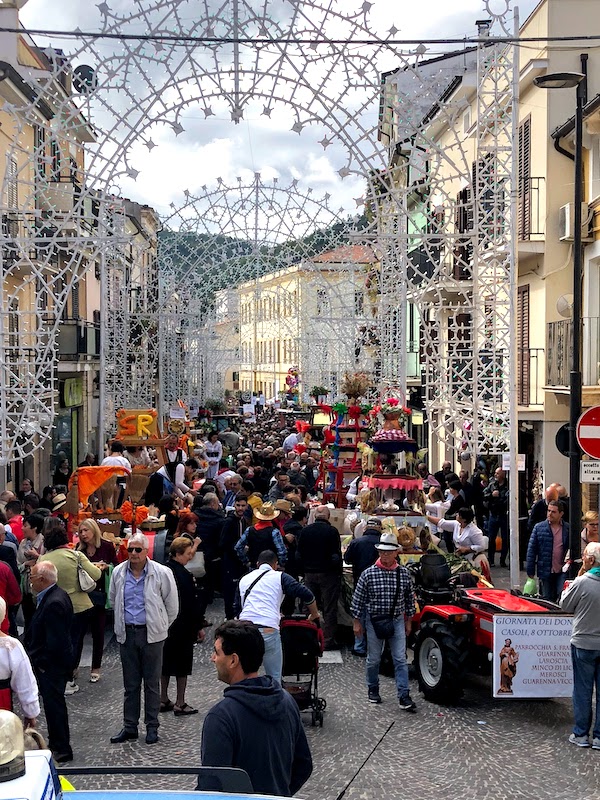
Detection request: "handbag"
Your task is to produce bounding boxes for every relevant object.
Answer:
[370,568,402,641]
[76,551,97,592]
[185,550,206,579]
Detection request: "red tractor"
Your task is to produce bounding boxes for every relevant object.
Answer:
[408,554,561,703]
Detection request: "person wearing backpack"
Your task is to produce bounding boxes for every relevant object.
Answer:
[234,503,287,570]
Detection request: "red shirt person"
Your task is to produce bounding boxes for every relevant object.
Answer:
[0,560,22,633]
[5,501,24,543]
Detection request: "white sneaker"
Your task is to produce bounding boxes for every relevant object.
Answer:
[64,681,80,696]
[569,733,590,747]
[592,738,600,750]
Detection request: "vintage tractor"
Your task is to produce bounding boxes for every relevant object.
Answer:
[408,554,561,703]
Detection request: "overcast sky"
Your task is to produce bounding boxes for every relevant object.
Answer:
[19,0,540,228]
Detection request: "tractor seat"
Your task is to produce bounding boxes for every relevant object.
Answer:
[419,553,452,589]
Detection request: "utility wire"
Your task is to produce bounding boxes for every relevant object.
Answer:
[5,26,600,45]
[333,720,396,800]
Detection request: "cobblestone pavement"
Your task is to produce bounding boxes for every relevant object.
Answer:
[35,584,600,800]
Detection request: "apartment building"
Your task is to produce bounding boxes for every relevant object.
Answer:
[378,0,600,501]
[236,244,377,401]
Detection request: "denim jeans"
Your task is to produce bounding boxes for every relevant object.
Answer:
[365,615,409,699]
[354,607,367,653]
[261,630,282,685]
[540,573,565,602]
[571,645,600,739]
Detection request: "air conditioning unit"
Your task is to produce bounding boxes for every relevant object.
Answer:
[558,202,594,243]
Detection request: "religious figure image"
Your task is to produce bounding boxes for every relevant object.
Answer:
[497,638,519,694]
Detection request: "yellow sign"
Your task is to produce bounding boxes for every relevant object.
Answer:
[116,408,159,440]
[63,378,83,408]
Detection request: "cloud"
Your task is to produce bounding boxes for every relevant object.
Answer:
[19,0,538,220]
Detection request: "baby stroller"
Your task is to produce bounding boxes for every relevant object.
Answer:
[280,615,327,727]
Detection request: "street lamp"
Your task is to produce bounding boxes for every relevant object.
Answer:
[533,71,585,578]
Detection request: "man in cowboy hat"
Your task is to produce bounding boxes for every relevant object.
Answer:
[234,503,287,570]
[351,532,417,711]
[344,517,382,656]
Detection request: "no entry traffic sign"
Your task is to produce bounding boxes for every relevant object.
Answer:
[576,406,600,459]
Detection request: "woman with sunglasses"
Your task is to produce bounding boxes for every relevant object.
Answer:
[75,519,118,682]
[581,511,599,546]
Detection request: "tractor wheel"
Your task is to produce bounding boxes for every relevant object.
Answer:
[414,619,469,703]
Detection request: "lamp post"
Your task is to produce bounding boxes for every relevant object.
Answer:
[533,71,585,577]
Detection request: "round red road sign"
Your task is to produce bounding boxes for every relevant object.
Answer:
[576,406,600,459]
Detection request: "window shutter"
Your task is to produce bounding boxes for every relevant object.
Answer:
[518,118,531,238]
[517,284,530,404]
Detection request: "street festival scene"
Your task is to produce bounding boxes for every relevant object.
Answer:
[1,0,600,798]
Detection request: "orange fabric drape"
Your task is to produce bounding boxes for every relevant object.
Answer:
[69,466,130,506]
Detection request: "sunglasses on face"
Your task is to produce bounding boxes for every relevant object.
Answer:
[127,546,143,553]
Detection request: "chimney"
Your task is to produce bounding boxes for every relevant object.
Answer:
[476,19,492,37]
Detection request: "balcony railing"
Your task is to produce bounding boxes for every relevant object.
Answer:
[518,347,544,406]
[518,177,545,240]
[546,317,600,387]
[546,320,571,386]
[57,319,100,360]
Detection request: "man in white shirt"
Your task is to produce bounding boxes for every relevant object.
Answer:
[282,431,301,454]
[101,441,132,507]
[236,550,319,684]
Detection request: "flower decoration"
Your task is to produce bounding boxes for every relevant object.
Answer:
[380,397,411,416]
[340,371,371,400]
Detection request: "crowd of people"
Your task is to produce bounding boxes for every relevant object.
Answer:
[0,413,599,789]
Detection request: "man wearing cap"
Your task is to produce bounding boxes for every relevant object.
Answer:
[109,533,178,745]
[344,517,382,656]
[351,532,417,711]
[235,503,287,570]
[236,550,319,684]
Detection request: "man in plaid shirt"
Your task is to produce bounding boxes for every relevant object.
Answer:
[351,532,417,711]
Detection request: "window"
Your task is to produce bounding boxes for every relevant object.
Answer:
[517,285,530,405]
[34,126,46,180]
[518,117,532,239]
[6,156,17,209]
[354,290,364,316]
[50,138,61,181]
[316,288,330,315]
[453,187,472,279]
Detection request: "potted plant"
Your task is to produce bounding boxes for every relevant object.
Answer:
[310,385,330,403]
[203,397,227,415]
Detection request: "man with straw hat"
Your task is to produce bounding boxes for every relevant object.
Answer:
[351,531,417,711]
[234,503,287,570]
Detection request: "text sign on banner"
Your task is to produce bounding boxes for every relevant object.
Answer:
[501,453,525,472]
[580,461,600,483]
[492,615,573,698]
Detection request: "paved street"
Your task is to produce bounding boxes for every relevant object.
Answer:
[35,587,599,800]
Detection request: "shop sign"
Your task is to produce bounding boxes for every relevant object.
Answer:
[116,408,159,440]
[492,614,573,698]
[63,378,83,408]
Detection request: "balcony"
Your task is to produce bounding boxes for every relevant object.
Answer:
[1,212,40,265]
[547,317,600,389]
[518,177,545,257]
[57,319,100,360]
[36,176,98,235]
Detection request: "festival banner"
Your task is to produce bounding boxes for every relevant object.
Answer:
[492,614,573,698]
